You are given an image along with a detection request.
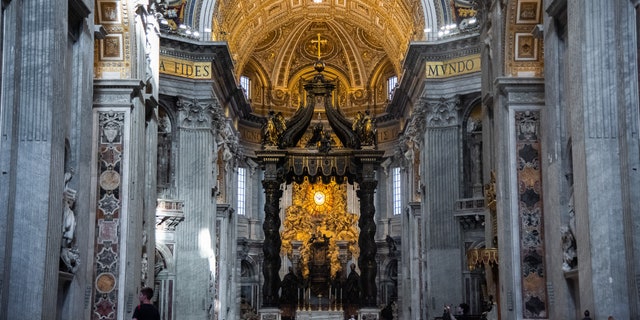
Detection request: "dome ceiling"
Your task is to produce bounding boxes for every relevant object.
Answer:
[213,0,424,77]
[208,0,425,118]
[161,0,479,118]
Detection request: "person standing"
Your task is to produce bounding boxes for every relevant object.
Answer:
[280,266,299,305]
[133,287,160,320]
[344,264,361,305]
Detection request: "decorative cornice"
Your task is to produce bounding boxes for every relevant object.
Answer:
[94,79,145,92]
[160,35,229,58]
[496,77,545,106]
[404,34,481,66]
[389,36,480,120]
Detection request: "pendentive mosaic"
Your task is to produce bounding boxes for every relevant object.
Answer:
[93,111,125,320]
[515,110,547,318]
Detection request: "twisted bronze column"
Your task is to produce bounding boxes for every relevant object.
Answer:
[262,179,283,307]
[357,180,378,307]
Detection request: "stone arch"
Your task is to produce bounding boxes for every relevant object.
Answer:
[367,58,398,110]
[380,258,399,306]
[239,57,271,110]
[239,258,260,316]
[155,243,175,275]
[421,0,440,40]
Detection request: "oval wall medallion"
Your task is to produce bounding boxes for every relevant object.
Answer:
[96,272,116,293]
[100,170,121,191]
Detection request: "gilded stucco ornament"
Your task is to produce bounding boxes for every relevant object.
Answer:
[281,180,359,280]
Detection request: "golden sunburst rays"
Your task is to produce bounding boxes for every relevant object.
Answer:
[281,178,360,279]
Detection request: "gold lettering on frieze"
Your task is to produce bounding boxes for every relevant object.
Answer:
[159,56,212,79]
[425,54,481,79]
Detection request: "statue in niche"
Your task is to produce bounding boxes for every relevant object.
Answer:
[60,169,80,273]
[562,175,577,271]
[561,225,577,271]
[141,252,149,284]
[141,229,149,285]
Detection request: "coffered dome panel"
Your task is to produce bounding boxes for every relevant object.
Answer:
[213,0,424,86]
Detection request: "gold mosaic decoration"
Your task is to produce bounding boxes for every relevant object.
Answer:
[281,179,359,279]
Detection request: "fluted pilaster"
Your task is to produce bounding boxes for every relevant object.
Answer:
[2,1,69,319]
[567,0,637,317]
[174,98,217,319]
[423,96,460,248]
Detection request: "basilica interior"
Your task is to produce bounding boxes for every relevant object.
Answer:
[2,0,640,320]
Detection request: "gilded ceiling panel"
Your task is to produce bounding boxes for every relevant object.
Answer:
[214,0,422,79]
[504,0,544,77]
